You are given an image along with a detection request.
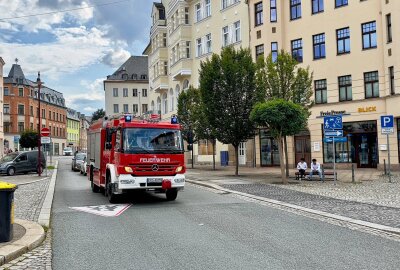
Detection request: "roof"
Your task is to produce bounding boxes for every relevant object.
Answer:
[67,108,80,121]
[4,64,33,86]
[105,56,148,81]
[154,2,164,9]
[39,85,66,107]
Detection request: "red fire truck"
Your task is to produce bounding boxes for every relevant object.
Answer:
[87,114,185,203]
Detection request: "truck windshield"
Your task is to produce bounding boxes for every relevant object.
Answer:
[123,128,183,154]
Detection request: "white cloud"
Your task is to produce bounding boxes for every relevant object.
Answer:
[101,48,131,67]
[83,106,97,112]
[65,78,105,114]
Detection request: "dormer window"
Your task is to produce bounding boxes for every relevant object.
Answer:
[140,74,147,80]
[122,74,128,80]
[132,74,138,80]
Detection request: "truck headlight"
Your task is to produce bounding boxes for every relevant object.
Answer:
[125,167,133,173]
[175,166,184,173]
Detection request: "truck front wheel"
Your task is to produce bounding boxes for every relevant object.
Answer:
[106,175,118,203]
[166,189,178,201]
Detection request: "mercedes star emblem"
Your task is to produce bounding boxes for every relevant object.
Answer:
[152,164,159,171]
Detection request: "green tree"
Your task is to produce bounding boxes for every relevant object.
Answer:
[19,130,39,149]
[256,51,313,177]
[91,108,106,123]
[199,46,261,176]
[177,86,201,168]
[251,99,309,184]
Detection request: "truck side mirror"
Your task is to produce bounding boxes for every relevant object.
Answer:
[187,144,193,151]
[105,142,112,150]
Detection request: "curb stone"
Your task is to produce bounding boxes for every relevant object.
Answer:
[0,219,45,266]
[38,160,58,227]
[186,179,400,235]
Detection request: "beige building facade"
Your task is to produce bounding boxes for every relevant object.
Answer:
[247,0,400,170]
[145,0,250,165]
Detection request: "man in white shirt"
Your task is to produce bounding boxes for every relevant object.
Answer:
[308,158,323,181]
[296,158,307,180]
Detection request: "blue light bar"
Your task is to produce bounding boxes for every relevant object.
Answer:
[171,115,178,124]
[125,115,132,122]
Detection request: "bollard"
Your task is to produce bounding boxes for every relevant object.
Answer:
[351,164,355,183]
[384,159,387,175]
[321,165,325,182]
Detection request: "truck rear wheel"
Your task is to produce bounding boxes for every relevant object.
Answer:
[166,189,178,201]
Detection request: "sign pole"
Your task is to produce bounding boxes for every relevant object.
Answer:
[387,133,391,183]
[333,137,336,185]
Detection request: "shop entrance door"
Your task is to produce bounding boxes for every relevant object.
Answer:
[239,142,246,165]
[295,136,311,166]
[354,134,378,168]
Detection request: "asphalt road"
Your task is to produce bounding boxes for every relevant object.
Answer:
[52,158,400,270]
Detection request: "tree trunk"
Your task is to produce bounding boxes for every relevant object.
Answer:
[277,136,287,184]
[234,145,239,176]
[284,136,289,178]
[191,148,194,169]
[212,139,216,170]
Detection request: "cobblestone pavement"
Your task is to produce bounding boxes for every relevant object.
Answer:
[0,174,53,269]
[220,183,400,229]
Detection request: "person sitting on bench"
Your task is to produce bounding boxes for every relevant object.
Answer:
[308,159,323,181]
[296,158,307,180]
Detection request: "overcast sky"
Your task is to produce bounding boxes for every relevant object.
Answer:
[0,0,154,116]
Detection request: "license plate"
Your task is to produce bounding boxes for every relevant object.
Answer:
[147,178,162,184]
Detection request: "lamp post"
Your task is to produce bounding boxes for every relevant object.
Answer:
[37,72,42,176]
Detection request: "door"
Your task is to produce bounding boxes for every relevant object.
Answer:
[355,134,378,168]
[295,136,311,166]
[15,153,29,172]
[239,142,246,165]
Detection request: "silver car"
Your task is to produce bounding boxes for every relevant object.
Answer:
[71,153,86,172]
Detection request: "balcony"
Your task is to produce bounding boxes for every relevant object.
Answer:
[152,75,169,93]
[168,25,192,46]
[149,48,168,65]
[170,58,192,80]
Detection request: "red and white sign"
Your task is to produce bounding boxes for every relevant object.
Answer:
[41,127,50,137]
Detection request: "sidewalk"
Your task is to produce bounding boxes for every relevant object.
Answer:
[186,165,400,232]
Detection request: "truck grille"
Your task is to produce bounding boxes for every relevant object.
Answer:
[130,163,178,174]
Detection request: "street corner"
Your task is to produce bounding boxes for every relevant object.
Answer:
[0,219,45,266]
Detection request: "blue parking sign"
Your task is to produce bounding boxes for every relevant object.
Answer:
[324,116,343,130]
[381,115,394,128]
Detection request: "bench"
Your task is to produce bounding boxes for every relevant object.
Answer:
[295,171,334,181]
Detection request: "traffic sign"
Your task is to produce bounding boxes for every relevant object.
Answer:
[41,136,51,144]
[324,130,343,137]
[381,115,394,134]
[41,127,50,137]
[324,116,343,130]
[324,137,347,143]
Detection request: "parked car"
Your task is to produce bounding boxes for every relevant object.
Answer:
[72,153,86,171]
[79,156,87,176]
[63,147,73,156]
[0,151,46,176]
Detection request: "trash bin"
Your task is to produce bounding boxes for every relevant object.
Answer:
[0,182,17,242]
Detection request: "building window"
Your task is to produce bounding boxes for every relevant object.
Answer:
[123,104,129,113]
[30,123,34,130]
[4,87,9,96]
[255,44,264,59]
[335,0,348,8]
[123,88,128,97]
[4,122,10,133]
[42,109,45,119]
[185,7,189,24]
[18,88,24,97]
[205,0,211,17]
[222,26,229,47]
[186,41,191,58]
[132,104,138,114]
[362,21,377,49]
[290,0,301,20]
[312,0,323,14]
[271,42,278,62]
[196,38,202,57]
[113,104,119,113]
[222,0,239,10]
[195,3,201,22]
[164,61,168,75]
[206,34,212,54]
[313,33,326,60]
[337,27,350,54]
[18,122,24,132]
[389,66,395,95]
[163,33,167,47]
[270,0,277,22]
[48,110,51,119]
[291,39,303,62]
[132,89,138,97]
[315,79,327,104]
[255,2,263,26]
[162,93,168,114]
[53,112,55,120]
[234,21,241,43]
[198,140,215,155]
[18,104,24,115]
[386,14,392,43]
[364,71,379,98]
[3,104,10,114]
[142,89,147,97]
[338,75,352,101]
[142,104,148,114]
[112,88,118,97]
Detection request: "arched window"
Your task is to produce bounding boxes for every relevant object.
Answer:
[183,79,189,90]
[151,100,155,111]
[157,97,161,113]
[175,85,180,109]
[162,93,168,114]
[169,88,174,111]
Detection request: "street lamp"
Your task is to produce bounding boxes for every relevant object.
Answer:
[37,72,42,176]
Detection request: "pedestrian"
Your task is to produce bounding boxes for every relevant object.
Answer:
[296,158,307,180]
[308,159,323,181]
